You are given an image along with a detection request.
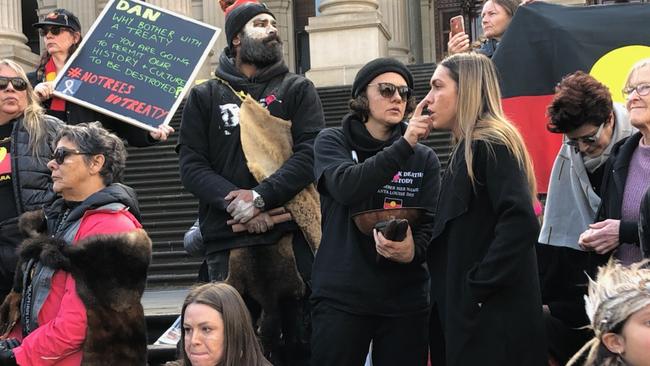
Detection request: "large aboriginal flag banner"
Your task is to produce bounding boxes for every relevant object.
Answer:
[492,2,650,193]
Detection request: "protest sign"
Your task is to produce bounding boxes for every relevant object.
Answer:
[52,0,220,131]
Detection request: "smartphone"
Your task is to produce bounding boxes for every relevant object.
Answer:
[450,15,465,37]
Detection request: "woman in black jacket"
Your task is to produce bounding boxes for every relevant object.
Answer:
[0,59,62,301]
[425,53,545,366]
[28,8,172,146]
[311,58,440,366]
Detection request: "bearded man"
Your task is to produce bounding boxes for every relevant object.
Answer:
[177,2,324,365]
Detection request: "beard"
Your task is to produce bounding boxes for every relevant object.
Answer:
[238,32,283,68]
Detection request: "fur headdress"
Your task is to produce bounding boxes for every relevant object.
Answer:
[568,260,650,366]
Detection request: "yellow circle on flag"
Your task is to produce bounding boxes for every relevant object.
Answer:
[590,45,650,104]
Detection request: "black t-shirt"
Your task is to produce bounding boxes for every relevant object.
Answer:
[0,122,18,224]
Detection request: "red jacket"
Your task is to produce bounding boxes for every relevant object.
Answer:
[11,207,141,366]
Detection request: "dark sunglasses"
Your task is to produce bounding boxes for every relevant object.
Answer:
[51,147,93,164]
[565,121,606,148]
[369,83,412,101]
[0,77,28,91]
[38,26,70,37]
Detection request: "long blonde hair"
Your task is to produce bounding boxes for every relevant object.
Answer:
[0,59,47,153]
[441,53,536,201]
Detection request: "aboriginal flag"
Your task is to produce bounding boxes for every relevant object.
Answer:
[492,2,650,193]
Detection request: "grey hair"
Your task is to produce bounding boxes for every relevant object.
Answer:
[53,122,126,185]
[625,57,650,89]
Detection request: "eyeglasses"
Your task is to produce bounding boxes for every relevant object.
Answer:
[0,77,28,91]
[368,83,412,101]
[565,122,606,147]
[51,147,93,164]
[622,83,650,99]
[38,26,69,37]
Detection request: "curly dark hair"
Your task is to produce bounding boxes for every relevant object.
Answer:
[547,71,613,133]
[348,90,417,123]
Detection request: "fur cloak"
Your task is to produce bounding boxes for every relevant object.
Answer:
[0,210,152,366]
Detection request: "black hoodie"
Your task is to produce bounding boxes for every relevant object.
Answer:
[311,114,441,316]
[177,51,325,252]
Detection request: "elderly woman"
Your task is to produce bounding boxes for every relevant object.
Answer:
[0,123,151,365]
[425,53,545,365]
[311,57,440,365]
[28,8,172,145]
[448,0,532,57]
[579,58,650,264]
[0,59,61,302]
[538,71,635,364]
[168,282,271,366]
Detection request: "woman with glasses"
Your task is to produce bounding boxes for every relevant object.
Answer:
[0,59,62,303]
[579,58,650,264]
[425,53,545,365]
[0,122,151,365]
[310,57,440,365]
[538,71,635,365]
[28,8,172,146]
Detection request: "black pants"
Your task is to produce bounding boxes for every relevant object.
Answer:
[544,312,591,364]
[311,300,429,366]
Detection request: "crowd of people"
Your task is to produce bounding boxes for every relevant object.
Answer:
[0,0,649,365]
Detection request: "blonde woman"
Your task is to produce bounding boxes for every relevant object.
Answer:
[425,53,545,366]
[568,260,650,366]
[0,59,61,301]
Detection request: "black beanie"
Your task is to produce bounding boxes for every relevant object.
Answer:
[225,3,274,52]
[351,57,414,98]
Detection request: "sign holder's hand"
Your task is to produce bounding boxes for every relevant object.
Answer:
[149,124,175,141]
[33,81,55,101]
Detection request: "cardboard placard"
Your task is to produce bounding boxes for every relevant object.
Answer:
[52,0,220,131]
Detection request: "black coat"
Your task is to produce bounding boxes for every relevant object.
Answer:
[177,52,324,252]
[9,115,62,215]
[596,132,643,245]
[428,140,546,366]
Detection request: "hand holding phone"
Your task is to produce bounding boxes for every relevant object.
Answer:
[448,15,470,55]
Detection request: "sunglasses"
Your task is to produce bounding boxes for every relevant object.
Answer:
[38,26,70,37]
[622,83,650,99]
[0,77,28,92]
[369,83,412,101]
[565,121,606,148]
[51,147,93,164]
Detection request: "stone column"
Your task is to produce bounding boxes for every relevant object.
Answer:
[264,0,295,72]
[420,0,435,62]
[145,0,192,16]
[200,0,225,78]
[378,0,411,63]
[58,0,96,34]
[0,0,39,70]
[147,0,213,81]
[306,0,390,87]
